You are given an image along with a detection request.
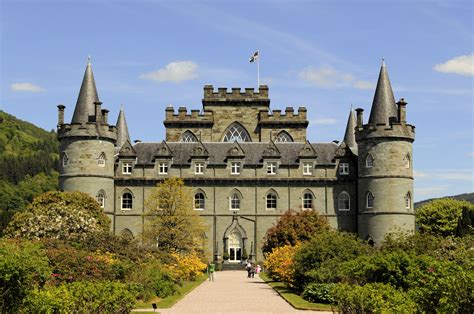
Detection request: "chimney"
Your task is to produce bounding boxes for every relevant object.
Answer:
[101,109,109,125]
[397,98,407,124]
[94,101,102,124]
[57,104,65,126]
[355,108,364,127]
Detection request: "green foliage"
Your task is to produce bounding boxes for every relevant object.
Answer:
[4,191,110,241]
[143,177,206,254]
[331,283,417,313]
[302,283,335,304]
[416,198,474,236]
[22,281,138,313]
[262,209,330,254]
[128,260,178,300]
[0,239,51,312]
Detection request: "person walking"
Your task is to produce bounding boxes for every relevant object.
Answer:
[250,263,256,278]
[246,260,252,278]
[207,262,216,282]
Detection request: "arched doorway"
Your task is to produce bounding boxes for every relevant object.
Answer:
[228,230,242,262]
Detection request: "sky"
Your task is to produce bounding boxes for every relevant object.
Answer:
[1,0,473,201]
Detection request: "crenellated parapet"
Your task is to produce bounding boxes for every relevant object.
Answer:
[164,106,214,127]
[259,107,308,127]
[202,85,270,107]
[57,122,117,142]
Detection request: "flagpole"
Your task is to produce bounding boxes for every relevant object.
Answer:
[257,51,260,87]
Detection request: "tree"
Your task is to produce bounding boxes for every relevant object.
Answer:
[142,177,206,254]
[262,209,330,254]
[4,191,110,241]
[416,198,474,237]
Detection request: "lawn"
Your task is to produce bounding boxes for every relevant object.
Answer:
[259,272,336,312]
[135,274,208,310]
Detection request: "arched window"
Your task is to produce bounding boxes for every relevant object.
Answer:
[181,131,198,142]
[366,154,374,168]
[302,192,313,210]
[274,131,293,143]
[97,152,106,167]
[194,192,205,210]
[120,229,134,240]
[122,192,133,210]
[230,193,241,210]
[366,191,374,208]
[405,192,411,209]
[338,192,350,211]
[266,192,277,210]
[404,154,410,169]
[222,123,251,142]
[62,152,69,167]
[96,190,106,208]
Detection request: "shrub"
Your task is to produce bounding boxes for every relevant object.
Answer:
[0,239,51,312]
[331,283,416,313]
[168,252,207,281]
[263,244,299,287]
[302,283,335,304]
[128,261,178,300]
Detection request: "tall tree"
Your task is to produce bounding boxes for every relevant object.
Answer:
[142,178,206,254]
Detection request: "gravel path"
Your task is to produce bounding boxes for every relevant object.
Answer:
[145,271,333,314]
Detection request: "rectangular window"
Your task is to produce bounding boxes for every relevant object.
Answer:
[195,162,204,174]
[303,162,313,175]
[231,162,241,175]
[159,162,168,174]
[122,162,132,174]
[267,162,277,175]
[339,163,349,175]
[98,159,106,167]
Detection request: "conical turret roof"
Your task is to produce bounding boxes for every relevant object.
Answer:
[343,109,357,149]
[116,105,131,148]
[71,60,100,124]
[368,60,397,125]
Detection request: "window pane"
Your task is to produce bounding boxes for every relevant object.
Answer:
[223,123,251,142]
[181,131,198,142]
[274,132,293,143]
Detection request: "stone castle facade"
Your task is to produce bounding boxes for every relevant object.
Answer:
[57,60,415,261]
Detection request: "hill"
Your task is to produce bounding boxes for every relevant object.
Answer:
[415,192,474,208]
[0,110,59,228]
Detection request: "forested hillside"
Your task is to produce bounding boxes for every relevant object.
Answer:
[415,192,474,208]
[0,110,59,227]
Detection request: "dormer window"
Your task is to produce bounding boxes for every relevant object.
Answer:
[267,162,277,175]
[303,162,313,175]
[231,162,241,175]
[122,162,132,175]
[97,152,106,167]
[159,162,168,175]
[195,162,204,174]
[365,154,374,168]
[339,162,349,175]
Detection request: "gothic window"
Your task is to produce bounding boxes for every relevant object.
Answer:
[274,131,293,143]
[62,152,69,167]
[122,162,132,174]
[96,190,105,208]
[231,162,241,175]
[181,131,198,142]
[366,191,374,208]
[194,192,205,210]
[230,193,241,210]
[366,154,374,168]
[338,192,350,211]
[405,192,411,209]
[339,162,349,175]
[122,192,133,210]
[404,154,411,169]
[266,162,277,175]
[97,152,106,167]
[266,192,277,210]
[195,162,204,174]
[159,162,168,174]
[302,192,313,210]
[120,229,134,240]
[303,162,313,175]
[222,123,251,143]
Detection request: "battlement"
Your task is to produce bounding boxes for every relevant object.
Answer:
[164,106,214,127]
[58,122,117,142]
[202,85,270,107]
[258,107,308,126]
[356,123,415,142]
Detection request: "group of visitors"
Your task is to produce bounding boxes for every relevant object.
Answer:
[245,260,260,278]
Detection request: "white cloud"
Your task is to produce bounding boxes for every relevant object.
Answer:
[436,172,473,181]
[140,61,198,83]
[416,185,448,197]
[414,170,428,178]
[313,117,337,125]
[298,66,372,90]
[10,82,45,92]
[433,53,474,76]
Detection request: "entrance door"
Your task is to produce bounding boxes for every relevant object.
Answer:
[228,231,242,263]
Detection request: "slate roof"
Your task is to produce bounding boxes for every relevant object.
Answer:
[132,142,338,166]
[368,60,398,125]
[116,106,131,148]
[71,61,100,124]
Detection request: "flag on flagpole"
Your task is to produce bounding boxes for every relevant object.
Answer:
[249,51,259,63]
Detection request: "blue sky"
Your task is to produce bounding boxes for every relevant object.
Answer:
[1,0,473,201]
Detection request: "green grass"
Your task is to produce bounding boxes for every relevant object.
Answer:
[135,275,207,310]
[259,273,336,312]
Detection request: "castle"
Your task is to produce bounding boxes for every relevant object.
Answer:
[57,60,415,261]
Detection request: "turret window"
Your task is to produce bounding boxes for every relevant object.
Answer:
[181,131,198,142]
[274,131,293,143]
[96,191,105,208]
[366,192,374,208]
[97,152,106,167]
[223,123,251,143]
[122,162,132,174]
[365,154,374,168]
[194,192,205,210]
[404,154,411,169]
[302,192,313,210]
[121,192,133,210]
[159,162,168,174]
[405,192,411,209]
[266,192,277,210]
[230,193,241,210]
[338,192,350,211]
[62,152,69,167]
[339,162,349,175]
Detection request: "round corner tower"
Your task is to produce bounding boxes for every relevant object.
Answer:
[57,61,117,224]
[355,61,415,245]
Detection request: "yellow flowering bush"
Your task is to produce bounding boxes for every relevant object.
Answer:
[167,252,207,281]
[263,244,299,287]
